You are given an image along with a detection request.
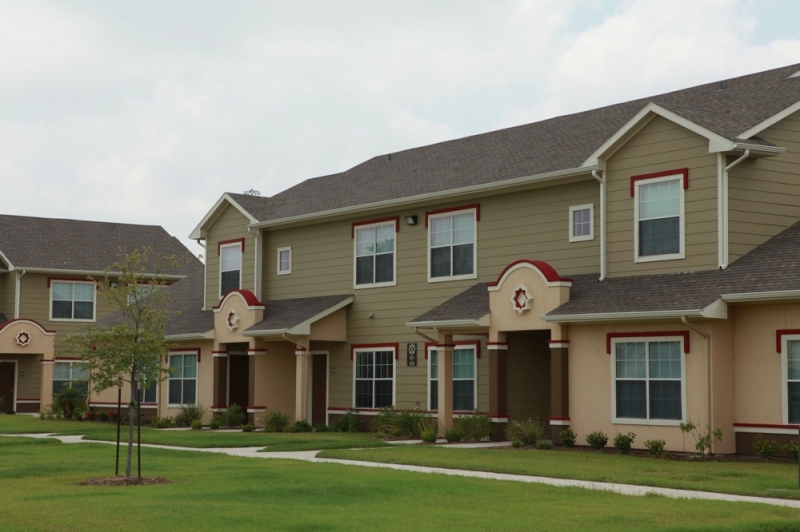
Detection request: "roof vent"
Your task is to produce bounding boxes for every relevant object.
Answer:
[243,188,261,196]
[788,70,800,79]
[716,81,724,91]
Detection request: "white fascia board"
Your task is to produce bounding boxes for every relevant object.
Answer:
[542,309,708,323]
[700,298,727,319]
[239,328,290,338]
[15,267,186,281]
[249,166,594,230]
[189,193,259,240]
[0,250,14,271]
[286,296,354,335]
[732,142,786,156]
[738,101,800,140]
[405,314,491,329]
[722,290,800,303]
[165,330,214,341]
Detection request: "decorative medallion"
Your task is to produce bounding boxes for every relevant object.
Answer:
[511,284,532,314]
[15,330,32,347]
[226,308,240,331]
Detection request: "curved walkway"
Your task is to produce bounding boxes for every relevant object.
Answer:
[8,433,800,510]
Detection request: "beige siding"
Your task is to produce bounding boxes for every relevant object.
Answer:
[0,355,42,400]
[206,204,257,309]
[0,272,15,318]
[729,110,800,262]
[605,116,719,277]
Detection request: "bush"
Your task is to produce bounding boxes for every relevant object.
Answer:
[191,420,202,430]
[535,440,552,450]
[445,427,461,443]
[241,424,256,433]
[783,439,798,461]
[175,404,207,427]
[559,428,576,448]
[225,404,245,428]
[71,410,84,421]
[421,426,438,443]
[6,410,14,415]
[96,410,109,422]
[644,439,666,456]
[586,431,608,450]
[373,407,434,438]
[209,418,221,430]
[286,419,313,433]
[679,421,722,455]
[84,410,96,421]
[753,434,781,459]
[314,424,328,432]
[613,432,636,453]
[153,416,173,429]
[52,386,86,419]
[511,439,523,448]
[452,413,491,442]
[262,409,290,433]
[505,419,545,446]
[331,410,360,432]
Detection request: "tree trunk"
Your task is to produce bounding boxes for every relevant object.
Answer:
[126,376,137,479]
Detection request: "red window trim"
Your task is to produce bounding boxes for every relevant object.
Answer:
[776,329,800,353]
[47,277,98,288]
[424,203,481,228]
[734,422,800,429]
[168,347,202,363]
[217,237,245,255]
[606,331,690,355]
[350,343,400,361]
[351,216,400,239]
[630,168,689,197]
[424,340,481,359]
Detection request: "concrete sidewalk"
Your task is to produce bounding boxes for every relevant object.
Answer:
[6,432,800,510]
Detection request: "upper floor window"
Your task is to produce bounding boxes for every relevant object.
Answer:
[634,175,684,261]
[51,281,95,321]
[429,208,477,281]
[220,242,242,296]
[569,204,594,242]
[354,347,395,408]
[428,344,477,412]
[783,338,800,424]
[277,247,292,275]
[168,353,197,406]
[355,223,395,288]
[53,361,88,395]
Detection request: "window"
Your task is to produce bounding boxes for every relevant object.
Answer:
[53,361,88,395]
[613,340,684,423]
[127,284,160,306]
[429,209,476,281]
[428,345,477,411]
[168,354,197,406]
[569,204,594,242]
[354,348,394,408]
[277,247,292,275]
[220,242,242,296]
[634,176,684,261]
[51,281,95,321]
[137,380,157,404]
[786,340,800,424]
[355,223,395,287]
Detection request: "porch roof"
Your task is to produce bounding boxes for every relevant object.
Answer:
[406,283,489,328]
[242,294,353,336]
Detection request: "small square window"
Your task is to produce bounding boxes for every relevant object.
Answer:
[569,204,594,242]
[277,247,292,275]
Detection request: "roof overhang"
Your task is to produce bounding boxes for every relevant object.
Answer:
[189,193,259,240]
[738,100,800,140]
[405,314,491,330]
[10,267,185,281]
[722,290,800,303]
[543,298,727,323]
[0,250,14,271]
[241,296,354,337]
[165,330,215,341]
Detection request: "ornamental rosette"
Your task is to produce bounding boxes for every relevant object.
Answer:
[15,330,31,347]
[511,284,532,314]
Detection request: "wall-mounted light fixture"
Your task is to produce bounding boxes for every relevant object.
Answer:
[404,215,418,226]
[109,281,119,288]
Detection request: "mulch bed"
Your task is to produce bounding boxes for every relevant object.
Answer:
[77,476,172,487]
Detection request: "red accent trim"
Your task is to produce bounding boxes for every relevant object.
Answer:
[53,357,83,361]
[246,405,266,410]
[212,288,265,309]
[629,168,689,197]
[47,276,98,288]
[776,329,800,353]
[606,331,690,355]
[487,342,508,346]
[548,416,571,421]
[89,401,157,406]
[211,350,227,354]
[734,423,800,429]
[424,203,481,228]
[0,318,57,334]
[487,259,573,287]
[351,216,400,238]
[168,347,201,363]
[424,340,481,359]
[217,237,245,255]
[548,340,570,344]
[350,343,400,360]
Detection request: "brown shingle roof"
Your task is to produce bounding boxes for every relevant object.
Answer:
[408,283,489,324]
[244,294,353,333]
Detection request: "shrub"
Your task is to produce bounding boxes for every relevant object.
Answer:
[505,419,545,446]
[679,421,722,456]
[72,410,84,421]
[84,410,96,421]
[96,410,109,422]
[373,407,434,438]
[613,432,636,453]
[191,420,202,430]
[241,424,256,433]
[314,424,328,432]
[175,404,207,427]
[559,428,576,448]
[535,440,552,450]
[644,439,666,456]
[262,409,290,433]
[511,439,523,448]
[445,427,462,443]
[331,410,360,432]
[286,419,313,433]
[586,431,608,450]
[753,434,781,459]
[452,413,491,442]
[6,410,14,415]
[783,439,798,461]
[209,418,221,430]
[38,411,45,420]
[421,426,438,443]
[225,404,245,428]
[52,386,86,419]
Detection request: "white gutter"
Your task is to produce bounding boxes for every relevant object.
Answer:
[404,315,490,329]
[722,290,800,303]
[545,298,727,323]
[249,166,596,230]
[592,169,606,281]
[165,331,214,341]
[12,267,186,281]
[719,149,749,270]
[14,269,26,319]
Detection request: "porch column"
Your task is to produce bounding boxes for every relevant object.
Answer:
[40,357,54,410]
[488,333,508,441]
[437,333,454,437]
[549,339,570,442]
[212,349,228,410]
[294,337,311,422]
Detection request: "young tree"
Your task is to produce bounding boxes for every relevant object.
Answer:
[67,247,185,479]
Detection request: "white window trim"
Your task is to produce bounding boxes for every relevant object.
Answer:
[219,242,243,297]
[49,280,96,323]
[610,336,687,426]
[569,203,594,243]
[137,380,159,405]
[277,246,292,276]
[351,346,397,409]
[427,207,478,283]
[781,335,800,426]
[353,221,397,289]
[633,174,686,263]
[167,352,198,408]
[426,344,478,412]
[53,360,88,393]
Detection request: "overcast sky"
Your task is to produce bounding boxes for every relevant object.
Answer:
[2,0,799,256]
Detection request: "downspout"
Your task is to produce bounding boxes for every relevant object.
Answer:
[719,150,750,270]
[14,269,26,319]
[681,316,714,454]
[196,238,207,310]
[591,170,606,281]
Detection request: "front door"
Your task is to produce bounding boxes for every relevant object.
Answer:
[0,362,15,413]
[311,354,327,426]
[228,355,249,411]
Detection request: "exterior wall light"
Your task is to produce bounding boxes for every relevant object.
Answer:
[404,215,418,226]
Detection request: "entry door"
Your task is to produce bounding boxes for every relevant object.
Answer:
[228,355,249,410]
[0,362,15,413]
[311,355,327,426]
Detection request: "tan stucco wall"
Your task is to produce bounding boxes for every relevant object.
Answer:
[254,341,297,423]
[0,320,55,409]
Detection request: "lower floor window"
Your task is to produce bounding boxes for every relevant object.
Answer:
[614,340,682,421]
[137,380,157,404]
[429,346,476,411]
[788,340,800,424]
[169,354,197,406]
[53,362,88,395]
[355,349,394,408]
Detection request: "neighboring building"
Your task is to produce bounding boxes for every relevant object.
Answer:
[0,215,197,414]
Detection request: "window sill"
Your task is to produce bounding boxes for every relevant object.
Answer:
[612,418,683,427]
[277,270,292,276]
[167,404,197,408]
[634,252,685,263]
[569,235,594,243]
[428,272,478,283]
[354,280,396,290]
[50,317,95,323]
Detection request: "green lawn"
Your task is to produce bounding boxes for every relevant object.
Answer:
[0,415,386,451]
[319,445,800,500]
[1,437,800,531]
